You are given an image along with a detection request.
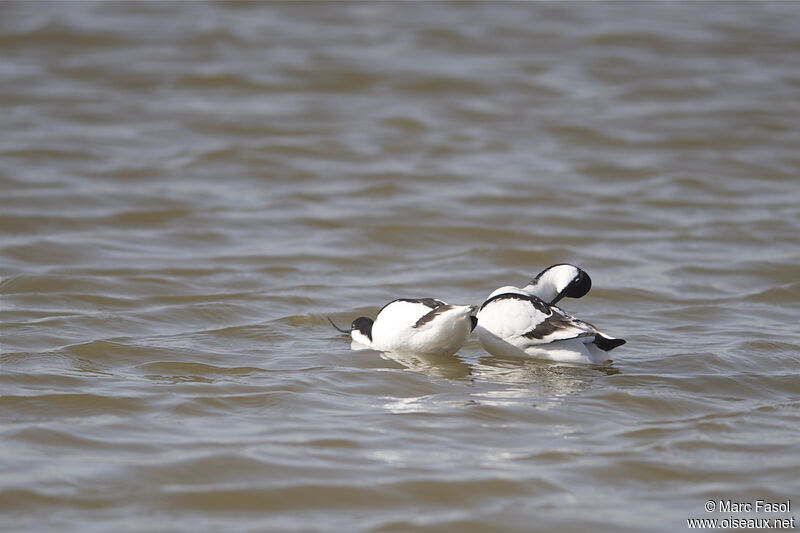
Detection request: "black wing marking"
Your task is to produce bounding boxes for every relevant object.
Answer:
[594,334,626,351]
[479,292,550,313]
[521,312,581,340]
[413,304,453,328]
[482,290,625,351]
[517,301,596,343]
[379,297,445,315]
[522,308,626,350]
[405,298,446,309]
[470,315,478,331]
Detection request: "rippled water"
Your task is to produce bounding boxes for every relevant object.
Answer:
[2,2,799,532]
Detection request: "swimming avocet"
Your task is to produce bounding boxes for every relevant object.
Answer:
[476,265,624,364]
[328,298,477,356]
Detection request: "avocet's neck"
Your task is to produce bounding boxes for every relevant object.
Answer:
[523,265,580,304]
[522,281,558,303]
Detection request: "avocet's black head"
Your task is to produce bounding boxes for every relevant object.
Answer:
[327,316,374,346]
[558,267,591,303]
[527,264,592,306]
[351,317,374,342]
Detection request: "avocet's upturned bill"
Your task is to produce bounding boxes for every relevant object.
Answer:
[476,265,624,364]
[328,298,477,356]
[487,264,592,306]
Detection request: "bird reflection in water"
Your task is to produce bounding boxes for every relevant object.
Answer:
[378,350,473,381]
[469,356,620,409]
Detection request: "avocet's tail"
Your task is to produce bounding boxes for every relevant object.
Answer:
[593,334,626,352]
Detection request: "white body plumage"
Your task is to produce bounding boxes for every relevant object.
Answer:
[476,265,624,364]
[331,298,476,357]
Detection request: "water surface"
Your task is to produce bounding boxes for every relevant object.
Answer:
[2,2,799,532]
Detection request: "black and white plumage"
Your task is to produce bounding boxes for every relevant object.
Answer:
[487,264,593,306]
[476,265,625,364]
[329,298,477,356]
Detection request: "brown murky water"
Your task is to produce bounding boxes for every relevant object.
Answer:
[2,2,799,532]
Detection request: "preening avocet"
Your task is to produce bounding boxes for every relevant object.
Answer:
[328,298,477,356]
[487,263,593,305]
[476,265,625,364]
